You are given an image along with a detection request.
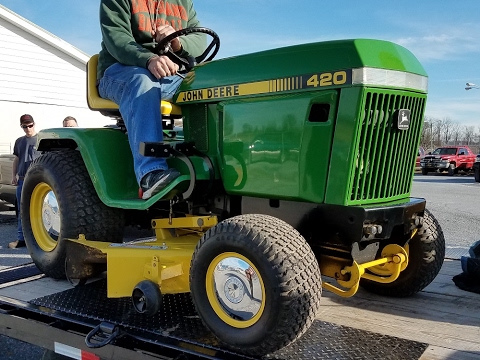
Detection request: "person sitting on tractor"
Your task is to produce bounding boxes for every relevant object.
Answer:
[97,0,206,199]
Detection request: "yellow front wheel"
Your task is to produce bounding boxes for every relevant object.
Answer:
[190,214,322,357]
[205,252,266,329]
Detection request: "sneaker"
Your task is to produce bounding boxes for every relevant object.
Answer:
[140,168,181,199]
[8,240,26,249]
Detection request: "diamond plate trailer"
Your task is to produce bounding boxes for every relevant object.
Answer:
[1,259,479,360]
[0,263,431,360]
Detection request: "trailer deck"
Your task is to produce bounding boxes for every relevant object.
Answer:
[0,257,478,360]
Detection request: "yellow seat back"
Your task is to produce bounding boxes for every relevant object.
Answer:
[86,55,182,117]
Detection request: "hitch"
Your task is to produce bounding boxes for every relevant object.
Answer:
[323,244,408,297]
[85,322,122,348]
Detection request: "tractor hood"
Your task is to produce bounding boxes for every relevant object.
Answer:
[174,38,428,104]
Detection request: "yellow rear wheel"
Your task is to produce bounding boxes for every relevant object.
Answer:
[21,150,124,279]
[30,182,59,252]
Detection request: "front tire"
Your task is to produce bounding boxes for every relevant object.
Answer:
[448,163,455,176]
[21,150,124,279]
[421,168,428,175]
[360,208,445,297]
[190,214,322,356]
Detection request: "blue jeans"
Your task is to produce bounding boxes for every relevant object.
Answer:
[98,63,183,184]
[16,179,24,241]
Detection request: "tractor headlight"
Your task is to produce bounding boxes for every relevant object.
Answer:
[352,67,428,92]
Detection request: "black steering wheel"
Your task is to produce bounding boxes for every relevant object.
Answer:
[155,27,220,71]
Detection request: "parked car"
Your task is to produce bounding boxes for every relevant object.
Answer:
[420,145,477,175]
[0,154,16,208]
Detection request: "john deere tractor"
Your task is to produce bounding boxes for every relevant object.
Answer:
[21,28,445,356]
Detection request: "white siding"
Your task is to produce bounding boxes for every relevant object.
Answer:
[0,19,89,108]
[0,9,113,154]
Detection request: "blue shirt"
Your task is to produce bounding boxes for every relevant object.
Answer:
[13,135,40,177]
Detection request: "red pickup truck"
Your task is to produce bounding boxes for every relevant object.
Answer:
[420,146,477,175]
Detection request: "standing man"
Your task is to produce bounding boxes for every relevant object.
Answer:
[9,114,41,249]
[63,116,78,127]
[97,0,206,199]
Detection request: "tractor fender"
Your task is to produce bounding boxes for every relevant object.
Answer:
[37,128,214,210]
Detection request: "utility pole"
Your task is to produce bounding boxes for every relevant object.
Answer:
[430,122,433,151]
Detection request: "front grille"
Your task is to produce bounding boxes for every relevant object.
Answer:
[349,89,426,205]
[422,157,441,167]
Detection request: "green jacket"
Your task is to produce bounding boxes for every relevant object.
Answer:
[97,0,206,79]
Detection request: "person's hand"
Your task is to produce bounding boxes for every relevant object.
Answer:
[12,175,17,186]
[147,55,179,79]
[152,25,182,52]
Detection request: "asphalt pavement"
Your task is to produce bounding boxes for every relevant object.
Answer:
[0,173,478,359]
[410,173,480,250]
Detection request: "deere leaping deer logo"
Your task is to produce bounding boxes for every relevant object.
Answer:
[397,109,410,130]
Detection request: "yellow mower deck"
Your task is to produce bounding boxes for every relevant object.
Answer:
[67,216,218,298]
[67,215,408,302]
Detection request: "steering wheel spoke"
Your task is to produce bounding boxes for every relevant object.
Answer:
[155,27,220,71]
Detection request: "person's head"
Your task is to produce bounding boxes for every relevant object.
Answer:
[20,114,36,137]
[63,116,78,127]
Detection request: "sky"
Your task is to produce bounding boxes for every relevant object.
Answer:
[1,0,480,128]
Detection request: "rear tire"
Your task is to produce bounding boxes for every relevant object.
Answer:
[190,214,322,356]
[21,150,124,279]
[360,209,445,297]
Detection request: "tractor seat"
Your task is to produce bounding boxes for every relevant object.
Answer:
[86,54,182,120]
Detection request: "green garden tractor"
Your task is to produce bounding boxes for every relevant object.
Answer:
[21,28,445,356]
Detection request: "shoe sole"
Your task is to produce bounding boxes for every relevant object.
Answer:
[142,172,180,199]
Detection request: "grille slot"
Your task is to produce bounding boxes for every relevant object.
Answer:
[349,90,425,205]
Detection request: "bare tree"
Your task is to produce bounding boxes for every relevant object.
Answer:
[421,116,440,150]
[463,126,475,145]
[451,122,462,145]
[421,117,433,149]
[432,118,442,149]
[440,117,454,144]
[421,116,480,152]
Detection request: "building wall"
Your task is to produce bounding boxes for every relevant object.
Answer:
[0,11,112,154]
